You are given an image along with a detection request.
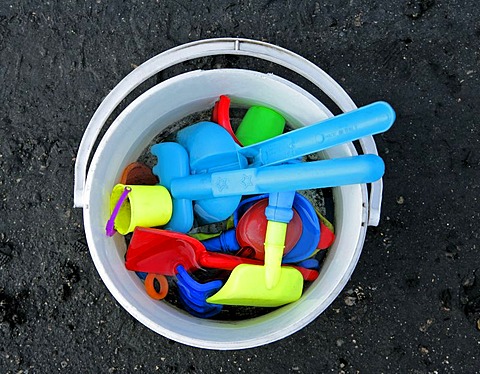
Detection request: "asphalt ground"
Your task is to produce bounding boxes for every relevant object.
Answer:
[0,0,479,372]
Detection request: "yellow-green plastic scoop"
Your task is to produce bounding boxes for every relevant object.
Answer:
[206,264,303,307]
[206,191,303,307]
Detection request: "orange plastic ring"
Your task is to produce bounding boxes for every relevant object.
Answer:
[144,273,169,300]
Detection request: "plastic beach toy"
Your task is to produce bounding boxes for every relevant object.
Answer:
[205,193,299,303]
[177,101,394,172]
[144,273,169,300]
[125,229,305,308]
[203,197,302,259]
[263,191,295,288]
[124,227,319,281]
[108,184,172,235]
[168,101,395,224]
[120,162,158,185]
[203,193,333,263]
[211,95,242,146]
[151,145,385,232]
[235,105,286,146]
[211,95,286,146]
[207,191,297,293]
[176,265,223,318]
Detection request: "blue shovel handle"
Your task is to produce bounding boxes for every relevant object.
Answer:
[238,101,395,167]
[171,154,385,200]
[151,142,194,233]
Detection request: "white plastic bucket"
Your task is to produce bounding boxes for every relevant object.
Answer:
[74,38,383,349]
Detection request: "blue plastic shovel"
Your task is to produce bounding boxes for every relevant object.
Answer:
[152,102,394,230]
[162,101,394,225]
[177,101,395,172]
[170,154,384,199]
[152,146,384,232]
[176,265,223,318]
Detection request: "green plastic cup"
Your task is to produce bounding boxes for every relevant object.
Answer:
[235,106,286,146]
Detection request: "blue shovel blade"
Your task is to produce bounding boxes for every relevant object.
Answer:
[176,265,223,293]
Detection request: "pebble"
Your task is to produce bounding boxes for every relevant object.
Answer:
[344,296,357,306]
[462,272,476,288]
[396,196,405,204]
[419,346,429,354]
[420,318,434,332]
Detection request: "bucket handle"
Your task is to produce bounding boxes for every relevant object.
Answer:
[74,38,383,226]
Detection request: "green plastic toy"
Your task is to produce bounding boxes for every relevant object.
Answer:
[235,105,286,146]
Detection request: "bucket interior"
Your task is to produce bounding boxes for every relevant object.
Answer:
[83,69,368,349]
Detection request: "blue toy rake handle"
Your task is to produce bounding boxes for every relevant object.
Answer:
[238,101,395,167]
[171,154,385,200]
[202,230,239,253]
[265,191,295,223]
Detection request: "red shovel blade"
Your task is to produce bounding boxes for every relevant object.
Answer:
[125,227,200,275]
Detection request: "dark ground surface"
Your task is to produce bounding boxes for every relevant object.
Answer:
[1,0,479,372]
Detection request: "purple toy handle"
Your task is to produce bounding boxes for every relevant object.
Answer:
[105,186,131,236]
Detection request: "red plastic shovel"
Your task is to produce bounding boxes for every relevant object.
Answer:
[125,227,318,281]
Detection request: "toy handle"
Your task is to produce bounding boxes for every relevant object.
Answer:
[264,221,288,289]
[198,252,261,270]
[105,186,131,236]
[151,142,194,233]
[198,252,318,281]
[202,229,240,253]
[264,191,295,289]
[212,95,242,146]
[74,38,384,226]
[291,266,318,282]
[238,101,395,167]
[171,154,385,200]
